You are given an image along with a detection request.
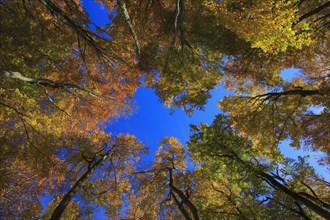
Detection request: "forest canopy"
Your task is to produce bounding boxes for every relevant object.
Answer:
[0,0,329,219]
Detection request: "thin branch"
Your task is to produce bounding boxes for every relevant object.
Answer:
[174,0,180,32]
[89,185,113,196]
[132,168,167,175]
[210,182,247,219]
[43,87,73,117]
[251,89,324,102]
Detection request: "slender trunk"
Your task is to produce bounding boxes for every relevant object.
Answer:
[117,0,141,58]
[50,150,113,220]
[298,2,330,23]
[225,149,330,219]
[171,191,192,220]
[257,171,330,219]
[50,169,91,220]
[168,169,200,220]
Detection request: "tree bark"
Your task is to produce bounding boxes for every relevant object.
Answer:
[171,191,192,220]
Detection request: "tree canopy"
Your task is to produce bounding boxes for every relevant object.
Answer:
[1,0,329,219]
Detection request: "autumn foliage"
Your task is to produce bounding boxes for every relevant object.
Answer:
[1,0,329,219]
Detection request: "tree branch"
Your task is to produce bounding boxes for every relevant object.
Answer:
[299,180,330,209]
[1,70,100,98]
[251,89,324,102]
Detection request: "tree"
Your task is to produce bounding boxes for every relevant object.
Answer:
[105,0,225,114]
[204,0,329,54]
[46,135,147,219]
[205,0,330,162]
[128,137,200,219]
[219,46,330,162]
[0,0,141,153]
[1,0,140,127]
[1,1,142,218]
[188,115,330,219]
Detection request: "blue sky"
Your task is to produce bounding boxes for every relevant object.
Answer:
[106,86,225,159]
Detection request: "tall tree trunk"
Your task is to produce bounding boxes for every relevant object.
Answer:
[117,0,141,58]
[171,191,192,220]
[50,149,113,220]
[256,171,330,219]
[225,148,330,219]
[168,169,200,220]
[298,2,330,23]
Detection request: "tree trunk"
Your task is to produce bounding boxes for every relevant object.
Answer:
[117,0,141,58]
[168,169,200,220]
[171,191,192,220]
[257,171,330,219]
[225,149,330,219]
[50,149,113,220]
[298,2,330,23]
